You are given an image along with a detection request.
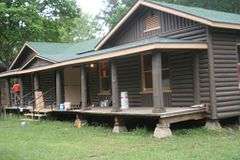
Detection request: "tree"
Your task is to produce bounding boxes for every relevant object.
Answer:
[101,0,240,28]
[0,0,99,67]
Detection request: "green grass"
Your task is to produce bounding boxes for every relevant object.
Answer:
[0,117,240,160]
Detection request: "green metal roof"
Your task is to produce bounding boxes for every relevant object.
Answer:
[147,0,240,25]
[73,36,203,60]
[26,39,100,62]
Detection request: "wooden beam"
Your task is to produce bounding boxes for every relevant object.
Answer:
[33,73,39,91]
[207,28,218,120]
[152,52,165,113]
[4,78,11,107]
[18,77,23,106]
[193,54,200,104]
[111,60,120,112]
[80,64,87,110]
[56,70,62,107]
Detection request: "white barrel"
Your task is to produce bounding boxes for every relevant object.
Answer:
[121,92,129,110]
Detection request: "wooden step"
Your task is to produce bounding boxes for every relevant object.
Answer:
[24,113,47,120]
[24,113,47,117]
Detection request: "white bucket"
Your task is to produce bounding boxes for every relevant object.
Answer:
[59,104,64,111]
[64,102,71,111]
[121,92,129,110]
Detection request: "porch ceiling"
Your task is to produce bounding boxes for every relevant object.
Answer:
[0,37,207,78]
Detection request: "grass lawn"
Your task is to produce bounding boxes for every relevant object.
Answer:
[0,117,240,160]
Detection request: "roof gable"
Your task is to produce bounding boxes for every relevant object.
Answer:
[96,0,240,50]
[9,45,37,70]
[9,39,100,70]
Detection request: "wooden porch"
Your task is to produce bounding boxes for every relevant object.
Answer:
[65,106,206,118]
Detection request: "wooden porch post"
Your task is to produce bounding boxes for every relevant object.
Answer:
[111,60,120,112]
[56,70,62,107]
[5,78,11,107]
[18,77,23,106]
[33,73,39,91]
[193,54,200,104]
[80,64,87,110]
[6,78,13,107]
[152,52,165,113]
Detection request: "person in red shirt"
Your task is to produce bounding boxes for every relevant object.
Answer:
[12,81,21,106]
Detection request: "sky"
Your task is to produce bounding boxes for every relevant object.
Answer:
[76,0,106,16]
[76,0,109,35]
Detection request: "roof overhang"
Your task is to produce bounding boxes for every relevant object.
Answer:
[95,0,240,50]
[0,42,207,78]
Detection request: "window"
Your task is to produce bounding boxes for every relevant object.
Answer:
[141,54,170,92]
[142,54,153,90]
[99,60,110,93]
[144,13,160,32]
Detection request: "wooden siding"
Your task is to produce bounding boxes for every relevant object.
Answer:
[24,58,53,69]
[39,71,56,106]
[170,53,194,107]
[209,28,240,119]
[106,8,207,48]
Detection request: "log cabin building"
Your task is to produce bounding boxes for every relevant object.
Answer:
[1,0,240,138]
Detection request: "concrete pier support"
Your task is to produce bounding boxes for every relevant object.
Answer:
[205,120,222,130]
[112,116,127,133]
[153,119,172,139]
[74,114,86,128]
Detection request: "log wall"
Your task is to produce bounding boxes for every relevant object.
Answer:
[208,28,240,119]
[116,55,142,107]
[169,53,194,107]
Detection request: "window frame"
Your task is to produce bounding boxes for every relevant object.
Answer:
[141,53,171,93]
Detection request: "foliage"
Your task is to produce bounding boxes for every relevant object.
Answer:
[0,0,99,67]
[1,117,240,160]
[101,0,240,28]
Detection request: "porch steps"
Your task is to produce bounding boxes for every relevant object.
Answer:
[24,113,47,120]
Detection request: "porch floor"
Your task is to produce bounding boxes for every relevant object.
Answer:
[5,106,207,124]
[68,107,206,118]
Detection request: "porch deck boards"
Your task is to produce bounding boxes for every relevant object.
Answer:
[55,106,207,118]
